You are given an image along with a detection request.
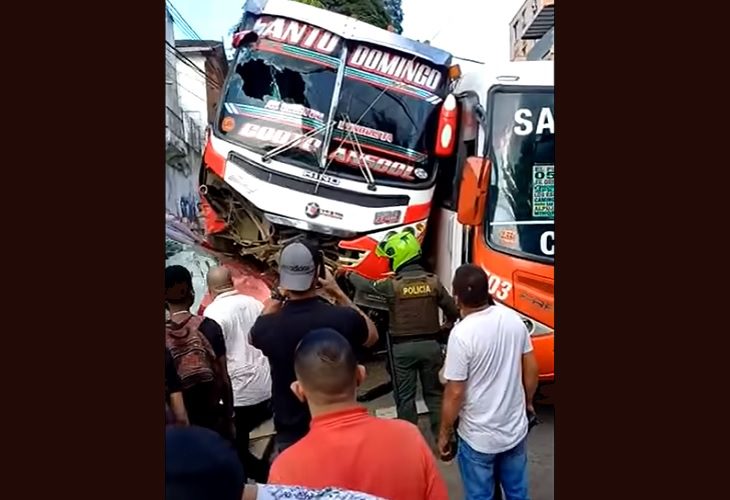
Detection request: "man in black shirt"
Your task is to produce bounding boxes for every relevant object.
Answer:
[165,265,234,438]
[251,240,378,453]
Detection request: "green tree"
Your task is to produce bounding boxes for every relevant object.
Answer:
[322,0,392,30]
[295,0,325,7]
[382,0,403,33]
[235,0,393,36]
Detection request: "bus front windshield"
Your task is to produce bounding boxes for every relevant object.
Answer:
[217,34,341,171]
[329,42,445,186]
[485,88,554,262]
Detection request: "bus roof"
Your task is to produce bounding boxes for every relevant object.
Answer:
[457,60,553,98]
[248,0,453,66]
[485,61,553,87]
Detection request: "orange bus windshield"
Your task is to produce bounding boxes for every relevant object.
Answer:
[484,87,554,264]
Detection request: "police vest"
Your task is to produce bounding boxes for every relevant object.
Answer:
[390,272,441,337]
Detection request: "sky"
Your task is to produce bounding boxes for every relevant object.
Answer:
[169,0,525,63]
[401,0,525,64]
[169,0,243,42]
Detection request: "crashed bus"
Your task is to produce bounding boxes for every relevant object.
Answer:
[196,0,554,383]
[199,0,461,282]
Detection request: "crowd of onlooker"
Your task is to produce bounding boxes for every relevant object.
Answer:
[165,238,539,500]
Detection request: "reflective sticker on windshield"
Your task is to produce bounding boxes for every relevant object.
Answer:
[532,165,554,218]
[336,121,393,143]
[499,229,517,246]
[265,100,324,121]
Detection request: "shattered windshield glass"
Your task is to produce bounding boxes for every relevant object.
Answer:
[216,16,448,188]
[218,34,340,170]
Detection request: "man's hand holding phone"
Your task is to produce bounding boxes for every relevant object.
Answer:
[318,267,345,302]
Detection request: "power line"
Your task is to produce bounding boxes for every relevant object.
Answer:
[166,4,198,40]
[166,61,210,104]
[165,42,224,90]
[168,8,197,40]
[166,43,211,84]
[166,0,202,40]
[167,58,207,86]
[166,2,200,40]
[165,8,197,41]
[165,41,222,88]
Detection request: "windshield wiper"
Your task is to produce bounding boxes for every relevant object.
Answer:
[343,115,377,190]
[316,114,377,192]
[261,120,334,163]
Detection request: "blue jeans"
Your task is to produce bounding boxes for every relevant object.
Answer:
[457,436,530,500]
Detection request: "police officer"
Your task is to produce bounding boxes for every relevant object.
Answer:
[342,229,460,439]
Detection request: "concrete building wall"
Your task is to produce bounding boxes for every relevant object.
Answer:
[509,0,554,61]
[165,10,202,226]
[166,11,182,122]
[175,53,207,147]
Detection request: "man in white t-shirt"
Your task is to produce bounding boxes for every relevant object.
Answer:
[437,264,539,500]
[204,266,272,482]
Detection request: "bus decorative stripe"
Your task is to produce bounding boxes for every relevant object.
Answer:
[344,67,441,103]
[257,40,340,68]
[344,73,436,103]
[403,202,431,224]
[235,112,318,133]
[226,103,323,129]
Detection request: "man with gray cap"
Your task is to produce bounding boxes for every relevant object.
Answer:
[251,239,378,452]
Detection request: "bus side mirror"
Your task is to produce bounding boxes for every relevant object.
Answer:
[457,156,491,226]
[232,30,259,48]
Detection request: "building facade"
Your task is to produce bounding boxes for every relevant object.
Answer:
[510,0,554,61]
[165,9,228,228]
[175,40,228,128]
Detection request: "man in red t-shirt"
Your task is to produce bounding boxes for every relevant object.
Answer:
[269,328,448,500]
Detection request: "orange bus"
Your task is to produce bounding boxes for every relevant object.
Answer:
[432,61,554,382]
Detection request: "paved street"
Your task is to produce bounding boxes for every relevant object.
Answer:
[359,361,554,500]
[412,402,553,499]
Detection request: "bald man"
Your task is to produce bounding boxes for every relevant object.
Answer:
[269,329,448,500]
[204,266,272,483]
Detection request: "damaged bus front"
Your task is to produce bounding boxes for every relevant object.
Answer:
[199,0,459,279]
